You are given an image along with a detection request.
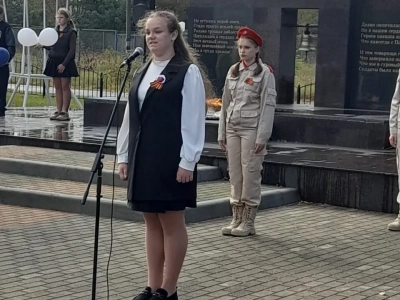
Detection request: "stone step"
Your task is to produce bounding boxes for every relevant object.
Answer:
[0,145,222,186]
[0,172,300,223]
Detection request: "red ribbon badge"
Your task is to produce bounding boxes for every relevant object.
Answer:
[150,75,166,90]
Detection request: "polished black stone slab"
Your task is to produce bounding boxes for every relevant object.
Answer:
[1,107,397,213]
[271,112,390,150]
[202,141,397,176]
[0,108,117,154]
[201,142,399,214]
[273,106,390,150]
[1,107,395,174]
[205,106,390,150]
[84,96,127,127]
[84,97,390,149]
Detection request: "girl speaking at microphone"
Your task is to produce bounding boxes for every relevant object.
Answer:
[117,10,212,300]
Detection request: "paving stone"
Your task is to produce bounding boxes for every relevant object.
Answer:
[2,203,400,299]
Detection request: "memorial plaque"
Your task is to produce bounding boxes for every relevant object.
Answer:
[187,6,253,96]
[188,0,365,110]
[347,0,400,110]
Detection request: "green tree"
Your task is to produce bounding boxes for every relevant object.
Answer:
[6,0,44,27]
[298,9,318,25]
[6,0,190,31]
[70,0,126,30]
[5,0,127,31]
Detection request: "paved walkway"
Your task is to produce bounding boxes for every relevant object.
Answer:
[1,203,400,300]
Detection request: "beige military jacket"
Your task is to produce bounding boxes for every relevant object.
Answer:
[218,59,277,145]
[389,69,400,136]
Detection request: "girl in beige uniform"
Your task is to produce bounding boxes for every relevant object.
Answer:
[218,27,277,237]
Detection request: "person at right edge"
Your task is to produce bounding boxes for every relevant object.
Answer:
[218,27,277,237]
[0,5,15,117]
[388,69,400,231]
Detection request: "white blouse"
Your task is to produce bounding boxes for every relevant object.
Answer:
[116,61,206,172]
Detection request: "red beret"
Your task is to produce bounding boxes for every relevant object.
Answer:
[237,27,263,47]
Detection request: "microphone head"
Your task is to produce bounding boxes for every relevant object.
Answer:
[135,47,144,55]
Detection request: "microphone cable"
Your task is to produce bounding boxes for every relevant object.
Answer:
[106,67,123,300]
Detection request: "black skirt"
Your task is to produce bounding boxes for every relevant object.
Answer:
[128,199,196,213]
[43,57,79,78]
[127,162,198,214]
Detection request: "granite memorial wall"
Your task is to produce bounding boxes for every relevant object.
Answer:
[187,5,253,94]
[188,0,400,111]
[347,0,400,110]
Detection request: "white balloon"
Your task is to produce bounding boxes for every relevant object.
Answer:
[38,28,58,47]
[17,28,38,47]
[179,22,185,32]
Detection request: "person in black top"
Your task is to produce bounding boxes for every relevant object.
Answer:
[0,5,15,117]
[43,8,78,121]
[116,10,212,300]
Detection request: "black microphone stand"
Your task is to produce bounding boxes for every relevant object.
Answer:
[81,58,134,300]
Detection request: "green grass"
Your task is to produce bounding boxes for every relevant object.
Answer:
[295,59,316,102]
[7,93,84,110]
[295,59,316,87]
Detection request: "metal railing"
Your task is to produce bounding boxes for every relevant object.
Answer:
[296,83,315,104]
[9,59,132,99]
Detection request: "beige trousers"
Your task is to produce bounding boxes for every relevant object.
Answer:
[226,125,266,206]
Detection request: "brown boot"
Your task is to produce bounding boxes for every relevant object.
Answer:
[221,203,244,235]
[388,213,400,231]
[231,204,258,237]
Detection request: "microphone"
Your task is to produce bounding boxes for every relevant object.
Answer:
[120,47,144,68]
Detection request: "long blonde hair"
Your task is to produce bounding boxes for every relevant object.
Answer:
[57,8,76,30]
[138,11,215,99]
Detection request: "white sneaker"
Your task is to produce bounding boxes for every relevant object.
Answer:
[388,216,400,231]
